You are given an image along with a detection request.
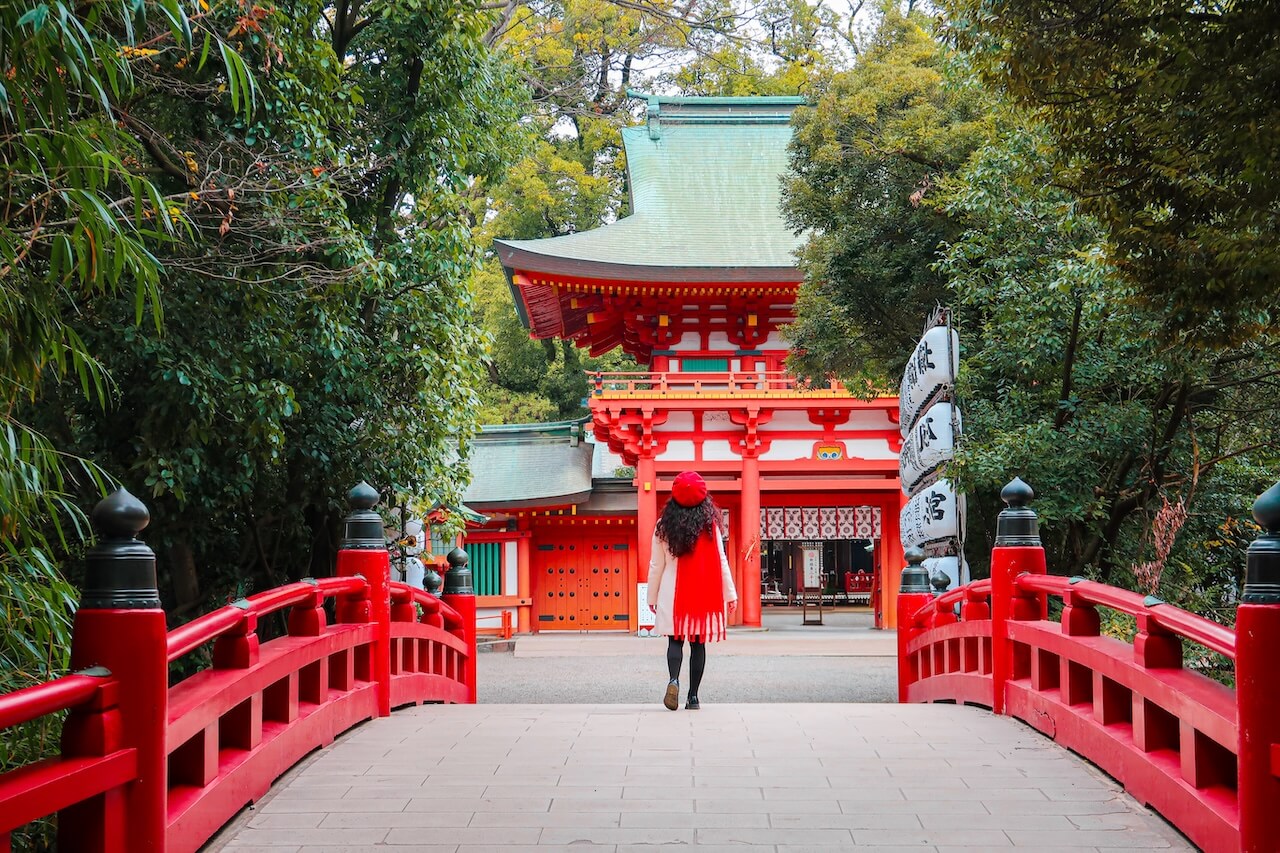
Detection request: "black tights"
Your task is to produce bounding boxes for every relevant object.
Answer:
[667,637,706,698]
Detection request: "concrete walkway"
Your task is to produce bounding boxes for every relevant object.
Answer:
[212,703,1192,851]
[511,609,895,658]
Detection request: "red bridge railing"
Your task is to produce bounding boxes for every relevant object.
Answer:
[0,482,478,853]
[898,477,1280,853]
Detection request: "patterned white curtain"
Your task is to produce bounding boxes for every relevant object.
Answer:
[760,506,881,539]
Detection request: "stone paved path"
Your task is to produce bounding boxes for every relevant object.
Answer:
[212,703,1192,851]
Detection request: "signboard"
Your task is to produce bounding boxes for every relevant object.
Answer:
[899,325,959,434]
[899,401,960,495]
[802,545,823,589]
[900,479,965,550]
[637,583,656,636]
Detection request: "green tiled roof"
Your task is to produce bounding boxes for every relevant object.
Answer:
[463,419,594,508]
[495,95,807,282]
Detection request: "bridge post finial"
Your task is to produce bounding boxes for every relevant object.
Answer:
[899,547,931,593]
[444,547,474,596]
[442,546,478,703]
[1237,478,1280,852]
[80,488,161,609]
[335,480,392,717]
[995,478,1039,547]
[1242,480,1280,603]
[61,488,169,852]
[896,547,935,703]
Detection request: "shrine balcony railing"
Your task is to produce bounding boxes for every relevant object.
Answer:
[0,482,478,853]
[897,477,1280,853]
[589,370,856,399]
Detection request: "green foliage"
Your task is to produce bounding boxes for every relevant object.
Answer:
[17,0,526,610]
[4,2,521,844]
[941,0,1280,344]
[782,11,1279,613]
[937,117,1279,593]
[781,7,989,388]
[1,1,253,846]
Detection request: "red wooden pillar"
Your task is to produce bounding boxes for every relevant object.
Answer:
[515,530,532,635]
[989,478,1046,717]
[1238,480,1280,853]
[881,491,906,629]
[636,453,658,635]
[636,454,657,587]
[740,451,762,628]
[896,548,932,703]
[335,482,392,717]
[442,547,478,703]
[62,490,168,853]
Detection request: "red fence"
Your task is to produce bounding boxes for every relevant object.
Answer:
[0,483,477,853]
[898,478,1280,853]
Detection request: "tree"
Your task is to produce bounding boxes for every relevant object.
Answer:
[941,0,1280,345]
[781,10,1280,607]
[18,0,525,619]
[781,6,989,387]
[937,117,1280,594]
[0,0,252,846]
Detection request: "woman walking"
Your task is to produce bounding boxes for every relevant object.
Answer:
[647,471,738,710]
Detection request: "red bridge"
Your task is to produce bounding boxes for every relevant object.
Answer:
[2,478,1278,852]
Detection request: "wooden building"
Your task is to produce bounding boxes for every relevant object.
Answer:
[466,95,904,634]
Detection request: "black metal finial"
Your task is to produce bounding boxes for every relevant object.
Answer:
[443,546,474,595]
[995,478,1040,547]
[900,546,931,593]
[1242,479,1280,603]
[423,563,443,595]
[341,481,385,550]
[930,568,952,595]
[91,488,150,538]
[80,489,161,609]
[348,481,379,510]
[1000,477,1034,508]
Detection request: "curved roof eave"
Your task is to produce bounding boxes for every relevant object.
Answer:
[495,241,801,284]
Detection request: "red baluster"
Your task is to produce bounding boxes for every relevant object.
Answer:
[1238,480,1280,853]
[990,478,1045,716]
[442,547,478,703]
[62,490,168,853]
[896,548,932,703]
[335,481,392,716]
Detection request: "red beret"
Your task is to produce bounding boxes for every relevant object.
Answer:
[671,471,708,507]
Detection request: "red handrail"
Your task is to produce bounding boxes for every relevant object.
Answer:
[0,671,108,731]
[166,576,369,662]
[389,582,464,632]
[1015,574,1237,660]
[909,578,991,628]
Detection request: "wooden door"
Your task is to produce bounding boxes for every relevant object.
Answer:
[533,534,632,630]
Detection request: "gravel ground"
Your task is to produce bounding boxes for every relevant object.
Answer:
[477,650,897,704]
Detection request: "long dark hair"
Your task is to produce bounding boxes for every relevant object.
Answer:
[655,495,723,558]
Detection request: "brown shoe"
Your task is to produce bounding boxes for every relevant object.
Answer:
[663,679,679,711]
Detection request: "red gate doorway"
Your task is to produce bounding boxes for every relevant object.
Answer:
[533,534,633,630]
